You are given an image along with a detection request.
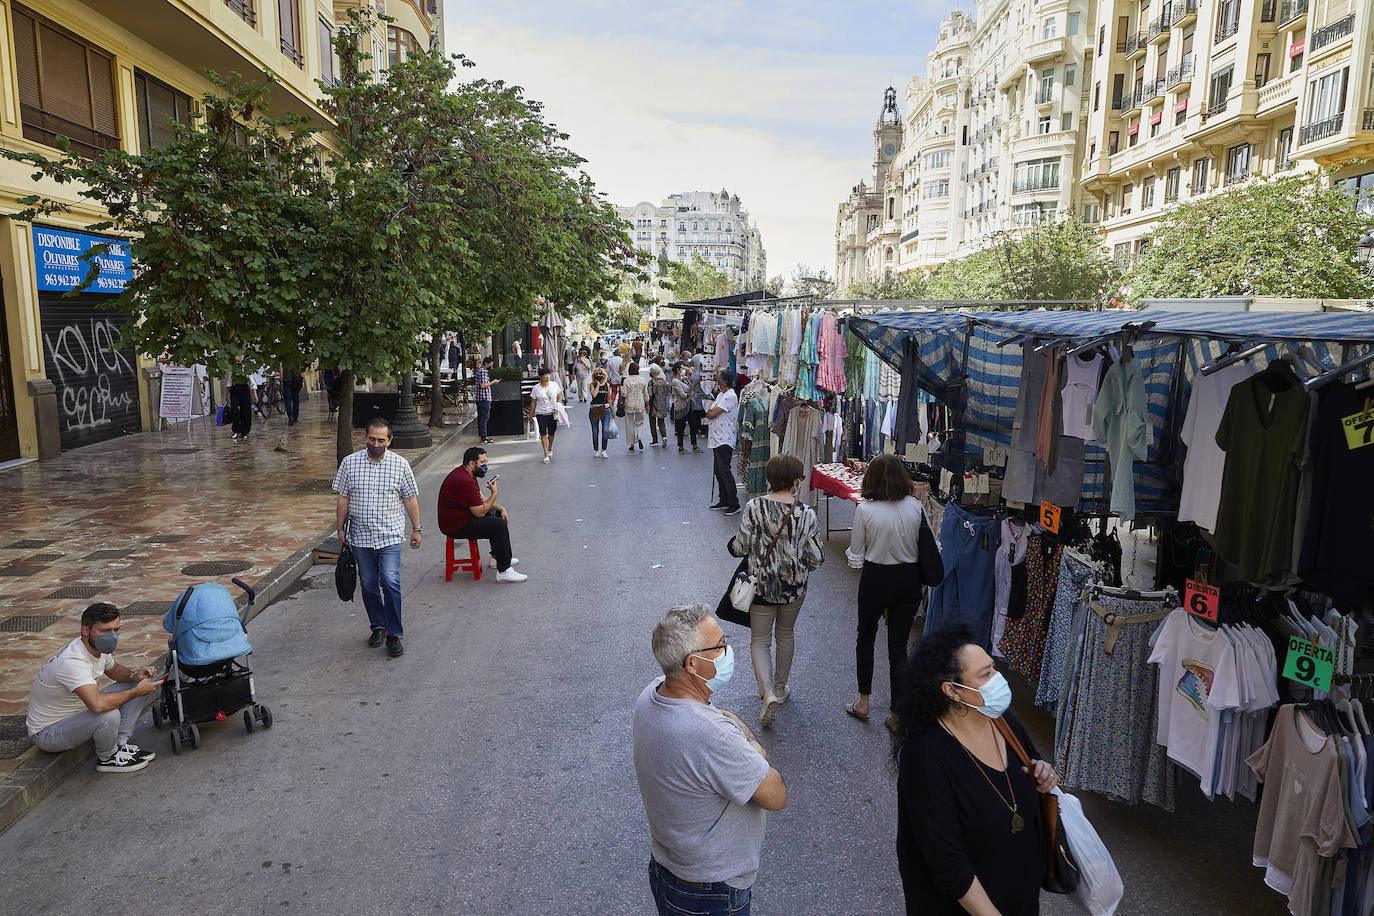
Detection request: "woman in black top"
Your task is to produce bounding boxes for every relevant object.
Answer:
[588,368,611,458]
[892,624,1058,916]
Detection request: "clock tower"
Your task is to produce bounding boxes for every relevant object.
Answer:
[873,86,902,189]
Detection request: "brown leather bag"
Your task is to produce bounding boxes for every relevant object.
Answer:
[992,716,1080,894]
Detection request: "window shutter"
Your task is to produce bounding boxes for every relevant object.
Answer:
[13,9,40,110]
[147,79,178,149]
[37,25,93,129]
[88,48,116,137]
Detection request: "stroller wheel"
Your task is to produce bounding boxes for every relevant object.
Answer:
[244,710,255,734]
[258,705,273,729]
[151,705,163,729]
[170,729,182,755]
[188,724,201,750]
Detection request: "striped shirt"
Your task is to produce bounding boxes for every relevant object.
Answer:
[474,367,492,402]
[332,449,419,549]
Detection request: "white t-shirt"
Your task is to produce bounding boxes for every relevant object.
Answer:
[707,388,739,449]
[531,381,562,415]
[26,637,111,734]
[1178,362,1255,533]
[1061,352,1104,441]
[606,355,623,384]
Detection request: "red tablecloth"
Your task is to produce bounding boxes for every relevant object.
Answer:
[810,463,866,503]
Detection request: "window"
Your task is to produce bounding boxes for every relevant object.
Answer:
[1216,0,1240,42]
[11,5,120,159]
[924,180,950,199]
[278,0,302,67]
[678,222,685,231]
[225,0,256,26]
[1039,68,1055,102]
[1304,67,1348,129]
[1108,130,1120,154]
[1277,127,1294,169]
[1043,17,1057,39]
[1192,157,1210,193]
[1176,102,1188,126]
[1062,113,1074,131]
[1099,24,1106,56]
[372,34,385,75]
[1165,167,1181,201]
[1065,63,1077,87]
[1225,143,1251,183]
[1208,66,1233,115]
[1094,81,1101,111]
[1036,116,1049,133]
[1291,45,1304,73]
[1112,74,1125,108]
[1083,203,1100,223]
[1255,53,1271,89]
[1150,114,1160,137]
[1013,157,1061,192]
[134,71,192,153]
[887,198,895,219]
[318,16,339,85]
[1069,12,1081,36]
[1012,202,1055,227]
[387,26,419,67]
[925,150,952,169]
[1113,242,1132,262]
[1141,176,1156,208]
[1121,184,1133,214]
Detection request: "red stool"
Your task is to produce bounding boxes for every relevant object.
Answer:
[445,537,481,581]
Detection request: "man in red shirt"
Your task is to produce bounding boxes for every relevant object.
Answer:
[437,446,527,583]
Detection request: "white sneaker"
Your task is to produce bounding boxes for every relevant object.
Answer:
[759,693,780,728]
[96,746,150,773]
[772,685,790,705]
[543,456,550,463]
[600,451,609,460]
[487,557,520,569]
[496,567,528,583]
[119,741,155,762]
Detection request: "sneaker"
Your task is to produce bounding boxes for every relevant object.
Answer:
[96,746,149,773]
[601,451,610,460]
[119,741,155,762]
[772,685,790,705]
[496,567,528,583]
[487,557,520,569]
[723,506,742,516]
[760,695,780,728]
[543,456,550,463]
[708,502,728,510]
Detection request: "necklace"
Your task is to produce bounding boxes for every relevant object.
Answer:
[941,720,1023,835]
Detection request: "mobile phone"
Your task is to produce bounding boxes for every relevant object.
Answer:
[487,474,500,485]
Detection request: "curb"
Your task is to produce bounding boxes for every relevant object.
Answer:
[0,417,471,839]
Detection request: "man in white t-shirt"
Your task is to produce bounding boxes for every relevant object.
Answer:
[706,369,741,516]
[26,603,165,772]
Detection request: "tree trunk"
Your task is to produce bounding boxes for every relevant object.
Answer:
[428,330,444,428]
[335,369,355,466]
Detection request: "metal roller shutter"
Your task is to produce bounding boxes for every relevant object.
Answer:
[39,297,141,450]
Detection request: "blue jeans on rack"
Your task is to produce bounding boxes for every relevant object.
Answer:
[353,543,403,637]
[924,502,1000,647]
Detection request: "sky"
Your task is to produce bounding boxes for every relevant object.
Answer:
[443,1,953,283]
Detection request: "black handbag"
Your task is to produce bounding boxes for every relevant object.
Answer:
[616,397,626,418]
[916,515,945,587]
[715,558,751,628]
[335,524,356,602]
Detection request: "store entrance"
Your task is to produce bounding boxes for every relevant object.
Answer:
[0,296,20,462]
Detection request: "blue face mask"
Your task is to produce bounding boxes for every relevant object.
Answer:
[953,672,1012,718]
[691,644,734,693]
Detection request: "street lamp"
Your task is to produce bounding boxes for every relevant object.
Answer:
[1357,231,1374,270]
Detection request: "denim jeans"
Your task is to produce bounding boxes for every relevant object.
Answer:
[924,501,1000,648]
[353,543,403,636]
[31,681,146,759]
[476,399,491,439]
[649,859,751,916]
[590,407,611,450]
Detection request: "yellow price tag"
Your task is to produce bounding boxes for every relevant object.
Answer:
[1342,408,1374,450]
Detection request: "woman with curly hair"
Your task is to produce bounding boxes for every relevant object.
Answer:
[892,624,1058,916]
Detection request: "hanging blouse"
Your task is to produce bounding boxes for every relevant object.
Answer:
[815,313,849,394]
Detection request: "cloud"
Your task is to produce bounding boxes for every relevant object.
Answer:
[443,8,941,278]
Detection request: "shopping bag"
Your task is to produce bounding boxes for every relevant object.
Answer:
[216,405,228,426]
[554,403,570,427]
[607,418,620,440]
[1056,790,1123,915]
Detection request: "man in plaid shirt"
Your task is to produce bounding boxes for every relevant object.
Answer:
[334,418,422,658]
[474,355,495,443]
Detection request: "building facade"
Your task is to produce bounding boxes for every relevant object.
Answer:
[618,190,768,289]
[0,0,440,461]
[834,87,904,291]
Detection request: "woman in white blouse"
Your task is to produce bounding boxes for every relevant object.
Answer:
[527,370,564,464]
[845,453,926,732]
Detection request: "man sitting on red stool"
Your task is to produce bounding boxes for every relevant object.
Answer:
[438,446,527,583]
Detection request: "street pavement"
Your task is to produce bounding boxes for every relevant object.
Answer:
[0,406,1287,915]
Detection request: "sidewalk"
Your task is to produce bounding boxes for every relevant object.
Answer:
[0,396,469,833]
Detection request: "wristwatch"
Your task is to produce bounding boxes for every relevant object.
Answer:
[412,525,423,532]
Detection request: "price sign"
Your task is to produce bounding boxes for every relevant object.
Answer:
[1039,500,1061,533]
[883,440,897,455]
[939,468,953,493]
[1184,579,1220,622]
[1342,408,1374,450]
[1281,637,1335,692]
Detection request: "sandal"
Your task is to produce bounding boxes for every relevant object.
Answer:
[845,703,869,722]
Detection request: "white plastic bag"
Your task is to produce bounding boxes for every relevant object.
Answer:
[606,418,620,440]
[554,403,570,427]
[1056,790,1123,915]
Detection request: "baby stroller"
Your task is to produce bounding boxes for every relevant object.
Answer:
[150,578,273,754]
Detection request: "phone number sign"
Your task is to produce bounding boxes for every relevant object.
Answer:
[32,226,132,293]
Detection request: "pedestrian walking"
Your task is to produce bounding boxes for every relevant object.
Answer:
[589,367,612,459]
[473,355,495,443]
[437,446,527,582]
[706,369,741,515]
[333,418,422,658]
[528,369,564,463]
[606,348,624,410]
[647,364,671,448]
[228,361,256,440]
[845,453,927,731]
[633,603,787,916]
[280,362,304,425]
[685,350,707,445]
[574,347,591,402]
[670,363,697,452]
[893,624,1058,916]
[621,362,649,452]
[726,455,824,727]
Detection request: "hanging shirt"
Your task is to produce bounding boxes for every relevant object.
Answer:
[1091,356,1148,522]
[815,313,848,394]
[1298,383,1374,608]
[1178,362,1256,533]
[1061,352,1104,442]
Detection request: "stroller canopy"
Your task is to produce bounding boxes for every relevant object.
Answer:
[162,583,253,666]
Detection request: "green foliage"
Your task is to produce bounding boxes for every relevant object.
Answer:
[789,263,836,298]
[915,219,1117,302]
[1126,171,1374,300]
[846,270,929,299]
[664,255,731,301]
[923,248,1008,300]
[489,367,523,382]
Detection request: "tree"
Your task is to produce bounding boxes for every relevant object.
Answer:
[846,269,929,299]
[1126,170,1374,300]
[992,218,1119,302]
[663,255,731,301]
[923,248,1007,300]
[790,263,836,298]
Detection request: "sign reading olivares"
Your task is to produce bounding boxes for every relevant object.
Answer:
[32,226,141,450]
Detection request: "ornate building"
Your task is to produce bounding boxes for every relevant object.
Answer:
[834,88,904,291]
[618,190,767,289]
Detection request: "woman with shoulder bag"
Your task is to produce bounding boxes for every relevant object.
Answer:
[588,368,612,459]
[727,454,824,728]
[892,624,1058,916]
[845,453,938,732]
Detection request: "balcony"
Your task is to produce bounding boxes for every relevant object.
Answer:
[1148,6,1173,42]
[1166,58,1195,89]
[1012,179,1060,195]
[1225,168,1249,186]
[1175,0,1199,24]
[1300,112,1344,145]
[1257,71,1299,113]
[1280,0,1308,25]
[1216,17,1239,44]
[1141,79,1163,104]
[225,0,256,25]
[1365,109,1374,131]
[1125,31,1147,58]
[1025,35,1068,65]
[1310,13,1356,53]
[1035,88,1054,106]
[1121,92,1141,115]
[1206,94,1229,117]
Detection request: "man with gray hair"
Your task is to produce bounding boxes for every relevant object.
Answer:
[633,604,787,916]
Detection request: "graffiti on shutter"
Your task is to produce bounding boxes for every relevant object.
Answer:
[40,298,141,449]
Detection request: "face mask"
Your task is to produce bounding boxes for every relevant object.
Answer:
[366,443,387,459]
[89,631,118,655]
[473,465,487,478]
[690,644,734,693]
[953,672,1012,719]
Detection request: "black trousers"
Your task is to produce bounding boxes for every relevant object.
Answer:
[673,413,697,447]
[447,515,513,571]
[228,383,253,436]
[856,561,922,698]
[712,445,739,510]
[648,414,667,443]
